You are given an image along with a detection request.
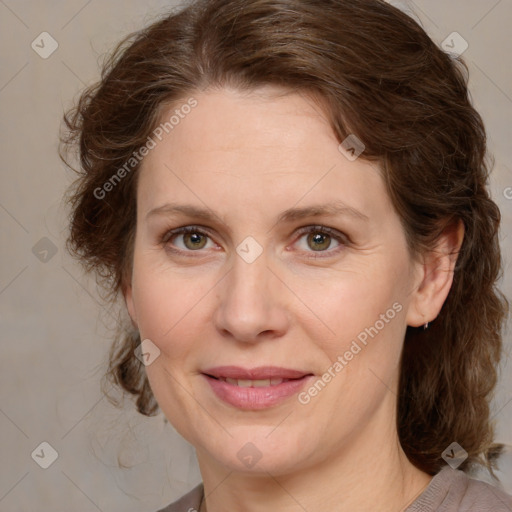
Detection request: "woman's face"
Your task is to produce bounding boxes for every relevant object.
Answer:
[125,86,424,475]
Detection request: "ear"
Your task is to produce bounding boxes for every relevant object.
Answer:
[123,281,138,330]
[406,219,464,328]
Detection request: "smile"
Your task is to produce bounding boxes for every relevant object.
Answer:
[201,366,314,409]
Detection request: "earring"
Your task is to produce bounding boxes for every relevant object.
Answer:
[423,322,429,330]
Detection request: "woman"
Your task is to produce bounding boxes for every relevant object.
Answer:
[61,0,512,510]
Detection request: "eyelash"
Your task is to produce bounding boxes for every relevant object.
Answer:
[160,225,349,259]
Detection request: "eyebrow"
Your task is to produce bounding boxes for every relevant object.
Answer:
[145,200,369,226]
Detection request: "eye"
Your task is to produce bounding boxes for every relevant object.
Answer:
[293,225,348,257]
[161,224,348,258]
[162,226,216,254]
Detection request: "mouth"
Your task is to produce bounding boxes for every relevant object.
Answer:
[202,365,312,379]
[207,376,297,387]
[201,366,314,409]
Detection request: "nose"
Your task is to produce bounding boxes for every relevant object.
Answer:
[213,247,290,344]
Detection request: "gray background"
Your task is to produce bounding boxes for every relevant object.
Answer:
[0,1,511,511]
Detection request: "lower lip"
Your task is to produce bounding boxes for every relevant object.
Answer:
[203,374,314,410]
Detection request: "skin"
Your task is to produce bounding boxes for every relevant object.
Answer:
[124,85,463,512]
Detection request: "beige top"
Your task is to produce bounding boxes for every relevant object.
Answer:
[156,466,512,511]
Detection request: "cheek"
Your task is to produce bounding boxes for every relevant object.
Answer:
[131,258,177,340]
[296,258,408,356]
[296,269,408,419]
[130,257,216,358]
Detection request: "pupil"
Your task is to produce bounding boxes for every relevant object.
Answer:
[310,232,330,251]
[186,232,205,249]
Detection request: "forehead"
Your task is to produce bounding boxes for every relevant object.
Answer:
[136,86,388,223]
[160,86,335,153]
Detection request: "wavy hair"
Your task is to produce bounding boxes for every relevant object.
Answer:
[61,0,508,477]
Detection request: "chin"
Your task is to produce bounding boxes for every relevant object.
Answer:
[196,424,320,476]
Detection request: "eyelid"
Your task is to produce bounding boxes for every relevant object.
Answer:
[161,224,215,244]
[293,225,348,243]
[161,224,349,257]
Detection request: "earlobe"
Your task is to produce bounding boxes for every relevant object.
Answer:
[406,219,464,328]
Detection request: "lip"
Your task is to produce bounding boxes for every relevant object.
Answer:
[202,366,314,410]
[202,366,310,380]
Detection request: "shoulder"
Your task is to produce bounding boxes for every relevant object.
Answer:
[155,483,203,512]
[458,471,512,511]
[407,466,512,512]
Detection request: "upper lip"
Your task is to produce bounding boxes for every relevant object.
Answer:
[202,366,312,380]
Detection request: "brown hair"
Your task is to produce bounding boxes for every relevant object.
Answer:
[61,0,508,477]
